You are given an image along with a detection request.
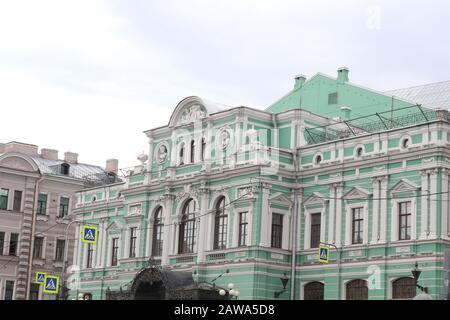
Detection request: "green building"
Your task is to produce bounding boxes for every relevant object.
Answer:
[70,68,450,300]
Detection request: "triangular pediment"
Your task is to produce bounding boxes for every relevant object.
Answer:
[389,179,420,193]
[269,192,293,206]
[106,221,122,231]
[343,186,372,200]
[303,192,326,206]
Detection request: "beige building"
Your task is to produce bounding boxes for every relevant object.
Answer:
[0,141,119,300]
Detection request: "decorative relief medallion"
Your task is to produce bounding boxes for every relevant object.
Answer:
[156,143,169,163]
[218,128,231,150]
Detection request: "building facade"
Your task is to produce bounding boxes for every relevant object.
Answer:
[0,142,118,300]
[71,68,450,300]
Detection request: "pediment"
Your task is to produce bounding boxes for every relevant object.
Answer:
[343,187,372,200]
[389,179,420,193]
[303,192,326,206]
[106,221,123,231]
[269,192,293,206]
[0,154,38,172]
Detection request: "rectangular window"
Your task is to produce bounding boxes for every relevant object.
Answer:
[0,232,5,255]
[55,239,65,261]
[271,213,283,248]
[111,238,119,266]
[33,236,44,259]
[37,194,47,215]
[86,243,93,268]
[238,212,248,247]
[352,207,364,244]
[399,201,412,240]
[4,280,14,300]
[59,197,69,217]
[328,92,338,105]
[9,233,19,256]
[13,190,22,212]
[310,213,321,248]
[30,283,40,300]
[129,227,137,258]
[0,188,9,210]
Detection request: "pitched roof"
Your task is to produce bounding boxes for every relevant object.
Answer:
[384,80,450,110]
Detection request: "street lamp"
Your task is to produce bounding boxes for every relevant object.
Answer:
[218,283,240,299]
[411,262,428,294]
[274,273,289,298]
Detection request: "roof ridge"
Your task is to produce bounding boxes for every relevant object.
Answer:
[385,79,450,92]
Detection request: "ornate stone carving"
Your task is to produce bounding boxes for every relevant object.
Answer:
[218,128,231,150]
[156,144,168,163]
[237,187,254,199]
[179,105,207,124]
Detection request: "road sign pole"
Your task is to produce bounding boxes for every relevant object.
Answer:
[320,242,342,300]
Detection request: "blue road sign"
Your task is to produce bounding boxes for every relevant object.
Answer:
[81,225,98,244]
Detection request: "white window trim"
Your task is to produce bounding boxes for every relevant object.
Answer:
[13,189,24,212]
[232,206,253,248]
[37,192,49,216]
[1,278,16,300]
[106,233,121,267]
[390,197,417,241]
[344,202,369,246]
[53,237,65,261]
[303,205,326,249]
[208,195,230,251]
[268,209,291,250]
[124,223,141,259]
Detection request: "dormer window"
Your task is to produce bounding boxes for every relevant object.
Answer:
[60,163,70,175]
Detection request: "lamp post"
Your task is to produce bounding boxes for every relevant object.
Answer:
[274,273,289,298]
[411,262,431,298]
[218,283,240,299]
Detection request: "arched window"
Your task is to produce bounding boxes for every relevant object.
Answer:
[213,196,227,250]
[152,206,164,257]
[304,282,324,300]
[346,279,368,300]
[178,199,196,254]
[392,277,416,299]
[190,140,195,163]
[201,137,206,161]
[179,143,185,165]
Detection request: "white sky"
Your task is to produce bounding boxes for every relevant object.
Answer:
[1,0,449,169]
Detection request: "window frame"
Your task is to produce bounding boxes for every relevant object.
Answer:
[129,227,137,258]
[37,193,48,215]
[152,206,164,257]
[9,233,19,256]
[111,238,119,266]
[178,199,197,254]
[351,207,364,244]
[0,188,9,210]
[55,239,65,262]
[86,243,94,268]
[58,196,70,218]
[310,213,321,249]
[13,190,23,212]
[398,201,412,240]
[271,213,283,249]
[33,236,44,259]
[238,212,249,247]
[213,197,228,250]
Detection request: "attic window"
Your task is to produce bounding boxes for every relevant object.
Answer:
[60,163,70,175]
[401,138,410,149]
[315,154,322,165]
[328,92,338,105]
[356,147,364,158]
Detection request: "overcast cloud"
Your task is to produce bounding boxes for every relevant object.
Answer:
[1,0,449,169]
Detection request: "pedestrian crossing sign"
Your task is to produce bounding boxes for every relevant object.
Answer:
[36,272,47,284]
[81,225,98,244]
[318,244,329,263]
[43,275,59,295]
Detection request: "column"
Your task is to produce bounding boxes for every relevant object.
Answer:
[161,195,174,266]
[259,183,271,247]
[442,169,450,240]
[371,178,380,244]
[335,183,343,246]
[379,176,388,243]
[429,168,438,239]
[196,188,209,263]
[327,185,336,244]
[420,170,429,239]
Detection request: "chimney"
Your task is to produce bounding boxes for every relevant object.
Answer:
[41,148,59,161]
[64,151,78,164]
[294,74,306,90]
[337,67,349,83]
[106,159,118,174]
[3,141,38,156]
[340,106,352,120]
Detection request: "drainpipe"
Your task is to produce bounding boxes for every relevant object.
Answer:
[25,173,44,300]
